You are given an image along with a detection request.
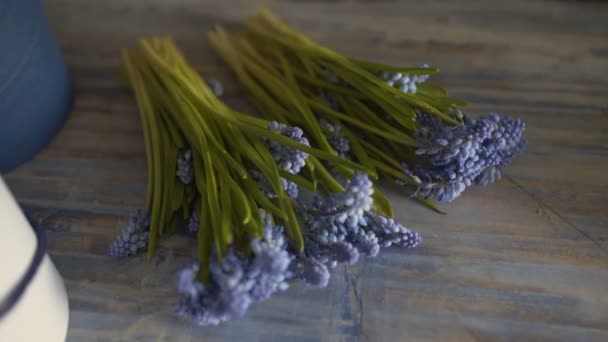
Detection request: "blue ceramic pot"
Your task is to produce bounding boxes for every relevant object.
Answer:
[0,0,72,172]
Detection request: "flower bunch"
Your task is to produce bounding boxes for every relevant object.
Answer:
[113,37,422,326]
[208,10,526,208]
[108,209,150,257]
[117,37,369,276]
[111,9,527,327]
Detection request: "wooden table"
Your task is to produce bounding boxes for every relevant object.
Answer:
[5,0,608,340]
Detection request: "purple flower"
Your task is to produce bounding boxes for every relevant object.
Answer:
[380,65,431,94]
[320,119,350,158]
[281,178,299,199]
[363,211,421,249]
[176,261,204,299]
[310,172,373,229]
[263,122,310,175]
[402,111,526,202]
[352,230,380,257]
[248,213,292,301]
[108,209,150,258]
[175,212,293,326]
[475,166,501,186]
[330,241,359,265]
[175,262,230,326]
[297,258,330,288]
[250,169,299,200]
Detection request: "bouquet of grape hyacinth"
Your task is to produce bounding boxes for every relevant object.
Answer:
[209,10,527,206]
[108,11,525,327]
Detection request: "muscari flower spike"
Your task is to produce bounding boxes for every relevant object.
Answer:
[380,64,431,94]
[364,211,421,249]
[402,110,526,202]
[249,169,300,200]
[253,121,311,199]
[175,212,292,326]
[295,258,330,288]
[108,209,150,258]
[290,172,421,288]
[320,119,350,159]
[263,121,310,175]
[311,172,374,229]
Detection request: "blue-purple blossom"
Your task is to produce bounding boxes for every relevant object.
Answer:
[475,166,501,186]
[175,212,292,326]
[293,208,421,288]
[363,211,421,249]
[210,252,254,318]
[250,169,299,200]
[330,241,360,265]
[252,122,311,200]
[292,173,373,282]
[380,65,431,94]
[263,122,310,175]
[311,172,374,229]
[296,258,330,288]
[402,111,526,202]
[108,209,150,258]
[175,262,230,326]
[320,119,350,158]
[248,213,293,301]
[352,229,380,257]
[287,171,422,289]
[281,178,299,199]
[176,149,194,185]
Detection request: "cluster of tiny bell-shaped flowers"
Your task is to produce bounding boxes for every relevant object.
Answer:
[320,119,350,159]
[175,212,293,326]
[293,172,421,288]
[401,109,527,202]
[249,169,300,200]
[263,121,310,175]
[379,64,431,94]
[253,121,312,200]
[108,209,150,258]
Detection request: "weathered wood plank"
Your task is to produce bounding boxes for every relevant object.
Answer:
[4,0,608,340]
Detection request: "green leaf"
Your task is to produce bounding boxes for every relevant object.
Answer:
[349,58,440,75]
[372,188,393,217]
[416,196,447,215]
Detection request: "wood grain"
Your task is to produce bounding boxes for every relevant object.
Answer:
[5,0,608,340]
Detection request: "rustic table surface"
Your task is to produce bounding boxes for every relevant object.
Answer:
[5,0,608,341]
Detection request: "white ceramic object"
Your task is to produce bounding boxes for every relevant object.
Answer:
[0,177,69,341]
